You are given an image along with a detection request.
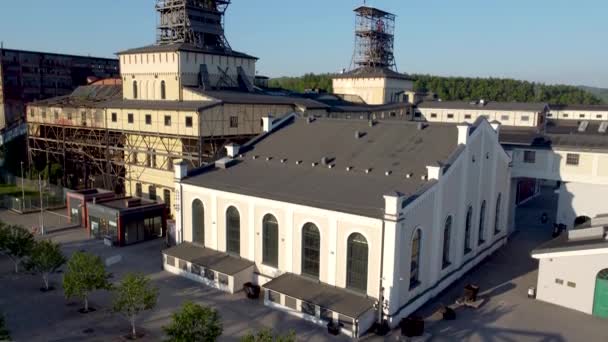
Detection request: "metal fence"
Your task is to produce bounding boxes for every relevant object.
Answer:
[0,173,68,213]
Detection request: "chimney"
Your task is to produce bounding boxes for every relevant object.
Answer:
[457,123,471,145]
[426,163,444,180]
[383,191,403,221]
[225,143,240,158]
[262,115,274,132]
[490,121,501,135]
[174,159,188,181]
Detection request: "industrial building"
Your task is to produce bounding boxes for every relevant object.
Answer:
[0,47,118,132]
[168,114,511,337]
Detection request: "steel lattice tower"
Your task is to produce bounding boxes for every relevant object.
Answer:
[351,6,397,71]
[156,0,232,51]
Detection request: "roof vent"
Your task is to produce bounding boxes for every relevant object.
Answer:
[346,166,353,172]
[215,157,237,169]
[479,99,486,106]
[280,158,287,163]
[296,160,302,165]
[417,122,426,131]
[599,121,608,133]
[368,120,375,127]
[406,173,413,179]
[252,155,259,160]
[321,157,329,165]
[421,175,428,181]
[126,198,141,208]
[578,121,589,132]
[365,168,372,174]
[385,170,392,176]
[328,164,334,169]
[307,116,315,124]
[312,162,318,167]
[355,131,363,139]
[266,156,272,161]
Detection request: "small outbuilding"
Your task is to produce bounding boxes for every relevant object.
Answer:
[66,189,116,227]
[86,197,167,246]
[532,216,608,318]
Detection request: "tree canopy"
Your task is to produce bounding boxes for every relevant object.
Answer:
[0,223,35,273]
[63,251,112,312]
[269,73,604,105]
[113,273,158,339]
[163,302,222,342]
[25,239,66,290]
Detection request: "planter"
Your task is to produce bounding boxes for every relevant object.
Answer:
[400,316,424,337]
[327,321,341,336]
[243,282,260,299]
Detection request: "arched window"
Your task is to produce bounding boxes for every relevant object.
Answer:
[410,229,421,289]
[346,233,368,292]
[464,206,473,253]
[133,81,138,99]
[160,80,166,100]
[192,199,204,245]
[301,223,320,278]
[442,216,452,269]
[494,194,502,234]
[478,200,486,245]
[226,206,240,255]
[262,214,279,267]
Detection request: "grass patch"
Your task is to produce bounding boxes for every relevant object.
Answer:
[0,184,40,197]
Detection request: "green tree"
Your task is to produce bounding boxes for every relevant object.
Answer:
[113,273,158,340]
[63,251,111,312]
[163,302,222,342]
[24,239,66,291]
[0,313,10,341]
[0,224,35,273]
[241,328,296,342]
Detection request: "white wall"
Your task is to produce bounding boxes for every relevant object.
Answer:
[417,107,541,127]
[536,253,608,315]
[556,182,608,228]
[177,184,384,299]
[382,120,512,325]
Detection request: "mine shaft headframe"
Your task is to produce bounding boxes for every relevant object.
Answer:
[352,5,397,70]
[156,0,232,51]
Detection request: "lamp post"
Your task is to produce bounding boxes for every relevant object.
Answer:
[20,161,25,211]
[38,173,45,235]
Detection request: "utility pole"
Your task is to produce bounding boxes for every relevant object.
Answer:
[20,161,25,211]
[38,173,45,235]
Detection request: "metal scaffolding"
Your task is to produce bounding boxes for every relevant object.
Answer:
[156,0,232,51]
[351,6,397,71]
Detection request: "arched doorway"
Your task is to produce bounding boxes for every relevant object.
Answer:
[573,216,591,228]
[593,269,608,318]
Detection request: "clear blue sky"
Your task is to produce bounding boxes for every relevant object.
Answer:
[1,0,607,87]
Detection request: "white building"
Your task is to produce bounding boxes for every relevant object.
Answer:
[165,114,511,337]
[416,100,549,127]
[548,104,608,121]
[531,216,608,318]
[501,119,608,228]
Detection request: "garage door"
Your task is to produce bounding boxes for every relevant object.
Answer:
[593,269,608,318]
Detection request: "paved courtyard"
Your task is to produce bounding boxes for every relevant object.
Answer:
[1,188,607,341]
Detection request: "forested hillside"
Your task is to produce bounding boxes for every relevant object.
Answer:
[269,73,604,105]
[578,85,608,103]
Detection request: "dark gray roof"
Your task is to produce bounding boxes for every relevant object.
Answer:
[184,117,458,218]
[263,273,375,318]
[102,99,222,111]
[333,67,413,81]
[532,233,608,256]
[500,119,608,152]
[163,243,254,276]
[117,43,258,60]
[30,85,122,108]
[188,89,329,109]
[549,104,608,111]
[418,100,548,112]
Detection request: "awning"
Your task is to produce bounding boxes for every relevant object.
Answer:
[163,243,254,276]
[263,273,376,319]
